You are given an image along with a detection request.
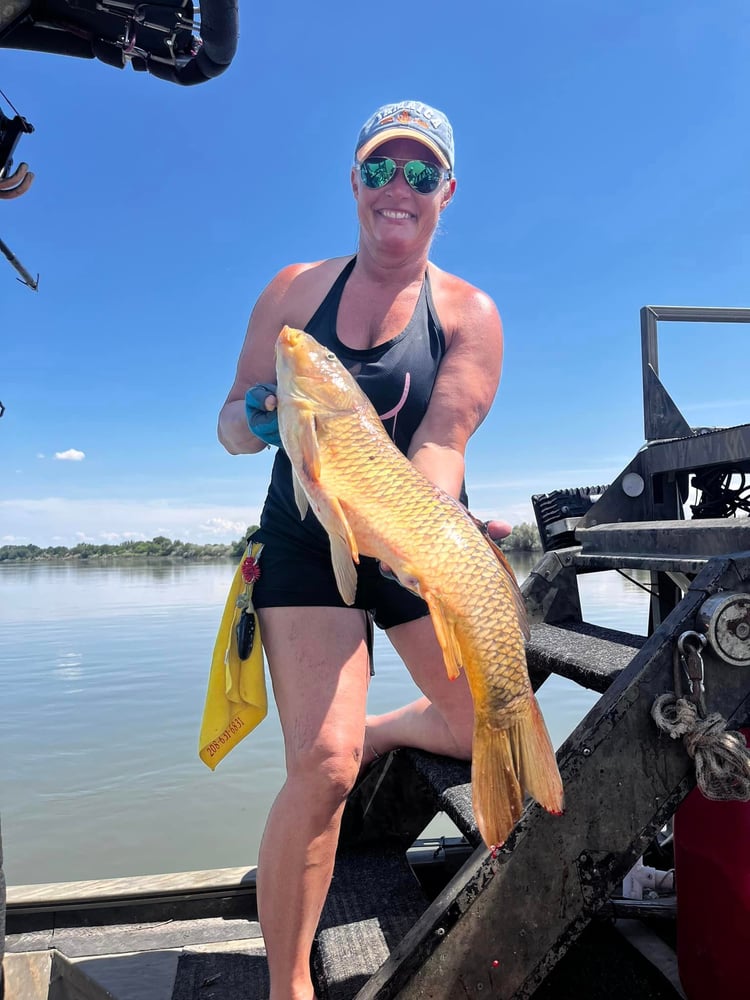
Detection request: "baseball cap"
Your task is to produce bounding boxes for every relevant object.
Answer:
[354,101,455,173]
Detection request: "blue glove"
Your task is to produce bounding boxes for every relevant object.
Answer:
[245,382,281,448]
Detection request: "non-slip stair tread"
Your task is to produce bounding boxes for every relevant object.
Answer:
[173,950,270,1000]
[527,620,646,692]
[401,750,479,845]
[314,849,429,1000]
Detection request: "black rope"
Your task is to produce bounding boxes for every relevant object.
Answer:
[691,468,750,518]
[0,88,24,118]
[615,568,658,597]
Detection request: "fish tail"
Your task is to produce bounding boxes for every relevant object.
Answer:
[472,695,564,848]
[471,725,524,848]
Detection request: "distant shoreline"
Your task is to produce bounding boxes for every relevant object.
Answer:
[0,523,542,565]
[0,535,247,565]
[0,554,239,565]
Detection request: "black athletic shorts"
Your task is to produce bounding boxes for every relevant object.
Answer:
[252,530,430,631]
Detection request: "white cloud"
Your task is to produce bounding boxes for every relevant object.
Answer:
[199,517,249,536]
[54,449,86,462]
[36,453,45,460]
[0,497,262,547]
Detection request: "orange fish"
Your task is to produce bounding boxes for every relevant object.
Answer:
[275,325,563,846]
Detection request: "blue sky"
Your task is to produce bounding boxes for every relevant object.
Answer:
[2,1,749,546]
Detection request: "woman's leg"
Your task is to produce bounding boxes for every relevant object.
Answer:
[365,614,474,763]
[256,605,371,1000]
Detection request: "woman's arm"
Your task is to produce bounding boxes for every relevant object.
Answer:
[218,264,310,455]
[407,283,504,498]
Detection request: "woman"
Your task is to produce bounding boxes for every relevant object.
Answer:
[218,100,506,1000]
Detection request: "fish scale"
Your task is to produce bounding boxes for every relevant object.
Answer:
[275,325,563,846]
[304,396,528,706]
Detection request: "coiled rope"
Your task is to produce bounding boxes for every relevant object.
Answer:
[652,694,750,801]
[652,630,750,801]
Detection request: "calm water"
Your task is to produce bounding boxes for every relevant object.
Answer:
[0,556,650,887]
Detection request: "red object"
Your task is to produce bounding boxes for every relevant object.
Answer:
[674,728,750,998]
[241,555,260,584]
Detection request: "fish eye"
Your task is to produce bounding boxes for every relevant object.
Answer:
[325,352,336,361]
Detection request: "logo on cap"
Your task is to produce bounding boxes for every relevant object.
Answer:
[377,108,437,131]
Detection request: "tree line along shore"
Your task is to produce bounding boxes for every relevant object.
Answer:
[0,523,542,564]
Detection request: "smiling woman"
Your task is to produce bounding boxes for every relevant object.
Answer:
[216,99,506,1000]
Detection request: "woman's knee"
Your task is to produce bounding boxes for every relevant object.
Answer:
[286,741,362,803]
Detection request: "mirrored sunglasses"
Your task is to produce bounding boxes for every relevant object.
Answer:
[358,156,449,195]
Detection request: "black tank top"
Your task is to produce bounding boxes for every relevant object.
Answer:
[258,256,448,550]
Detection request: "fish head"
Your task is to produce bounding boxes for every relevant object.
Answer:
[275,326,362,416]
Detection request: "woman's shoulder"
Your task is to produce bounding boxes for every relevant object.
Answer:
[270,255,354,296]
[427,263,502,338]
[258,255,352,323]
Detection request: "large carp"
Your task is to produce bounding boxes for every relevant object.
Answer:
[274,325,563,847]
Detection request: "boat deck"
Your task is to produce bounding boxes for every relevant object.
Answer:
[5,866,268,999]
[5,855,685,1000]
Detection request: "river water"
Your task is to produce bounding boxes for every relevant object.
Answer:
[0,555,650,886]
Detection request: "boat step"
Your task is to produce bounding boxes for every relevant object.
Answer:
[313,848,429,1000]
[401,750,477,844]
[526,621,646,693]
[575,517,750,573]
[340,748,478,851]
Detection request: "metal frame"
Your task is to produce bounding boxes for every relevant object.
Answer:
[640,305,750,442]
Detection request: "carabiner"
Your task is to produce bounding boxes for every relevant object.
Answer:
[676,631,708,715]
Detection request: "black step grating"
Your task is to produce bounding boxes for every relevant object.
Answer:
[313,849,429,1000]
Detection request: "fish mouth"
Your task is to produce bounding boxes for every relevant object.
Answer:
[275,325,304,365]
[277,325,300,348]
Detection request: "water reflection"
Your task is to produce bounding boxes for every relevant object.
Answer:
[0,554,648,885]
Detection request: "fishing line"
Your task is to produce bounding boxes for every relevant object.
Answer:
[614,568,658,597]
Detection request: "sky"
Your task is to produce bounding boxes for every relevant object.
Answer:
[1,1,749,547]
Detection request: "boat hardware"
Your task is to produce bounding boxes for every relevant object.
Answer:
[697,592,750,666]
[621,856,674,900]
[675,630,708,716]
[0,95,34,181]
[0,235,39,290]
[0,95,39,289]
[651,629,750,804]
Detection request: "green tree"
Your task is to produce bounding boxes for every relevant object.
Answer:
[500,522,542,552]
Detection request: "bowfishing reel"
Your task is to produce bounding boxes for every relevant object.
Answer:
[0,105,34,180]
[0,97,39,290]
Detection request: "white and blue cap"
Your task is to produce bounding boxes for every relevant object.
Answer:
[354,100,455,173]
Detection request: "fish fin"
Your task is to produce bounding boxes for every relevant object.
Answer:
[471,723,524,848]
[471,517,531,642]
[498,549,530,643]
[298,408,321,482]
[472,698,564,848]
[328,528,358,606]
[423,589,463,680]
[290,408,359,603]
[292,471,309,520]
[314,494,359,605]
[515,693,565,816]
[286,407,317,520]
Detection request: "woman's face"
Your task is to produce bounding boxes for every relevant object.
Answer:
[351,137,456,257]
